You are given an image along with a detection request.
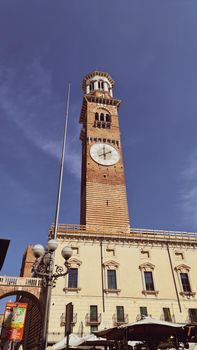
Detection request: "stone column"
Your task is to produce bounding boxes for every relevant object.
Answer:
[94,80,99,90]
[103,82,108,92]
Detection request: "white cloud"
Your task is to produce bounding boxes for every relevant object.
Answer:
[180,151,197,226]
[0,60,81,179]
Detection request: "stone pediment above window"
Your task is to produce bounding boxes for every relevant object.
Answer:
[175,264,190,273]
[139,262,155,271]
[69,258,82,267]
[103,260,119,269]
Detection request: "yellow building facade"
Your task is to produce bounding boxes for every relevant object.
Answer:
[48,72,197,345]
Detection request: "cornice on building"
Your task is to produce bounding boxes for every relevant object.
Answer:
[48,223,197,247]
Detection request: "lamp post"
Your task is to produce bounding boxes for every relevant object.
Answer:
[32,239,73,350]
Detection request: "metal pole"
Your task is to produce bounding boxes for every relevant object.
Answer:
[100,241,105,312]
[54,84,71,240]
[42,85,71,349]
[66,334,69,350]
[42,253,53,350]
[166,243,182,312]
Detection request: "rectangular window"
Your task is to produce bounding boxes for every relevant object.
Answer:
[107,270,117,290]
[144,271,154,291]
[140,250,150,259]
[180,273,191,292]
[175,251,184,261]
[163,308,172,322]
[72,247,79,256]
[90,325,98,333]
[116,306,124,323]
[140,306,148,318]
[90,305,98,322]
[68,268,78,289]
[189,309,197,323]
[106,248,115,257]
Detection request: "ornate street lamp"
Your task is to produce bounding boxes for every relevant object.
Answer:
[32,239,73,350]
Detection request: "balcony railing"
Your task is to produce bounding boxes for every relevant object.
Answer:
[186,316,197,324]
[160,314,176,323]
[85,313,101,325]
[49,223,197,244]
[60,313,77,327]
[113,314,129,325]
[94,121,111,129]
[48,332,63,343]
[136,314,152,321]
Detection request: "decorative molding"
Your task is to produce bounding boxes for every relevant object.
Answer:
[104,288,121,295]
[139,262,155,271]
[63,287,81,293]
[180,291,196,297]
[93,106,111,114]
[69,258,82,267]
[174,264,190,272]
[142,290,159,296]
[103,260,119,269]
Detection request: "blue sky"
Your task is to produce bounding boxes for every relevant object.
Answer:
[1,0,197,279]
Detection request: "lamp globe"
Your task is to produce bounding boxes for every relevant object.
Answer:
[47,239,58,252]
[61,246,73,261]
[32,244,45,258]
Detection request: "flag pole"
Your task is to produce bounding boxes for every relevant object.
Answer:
[43,85,71,350]
[53,84,71,240]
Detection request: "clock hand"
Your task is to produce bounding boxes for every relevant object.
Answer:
[104,151,112,156]
[99,150,112,158]
[103,145,106,159]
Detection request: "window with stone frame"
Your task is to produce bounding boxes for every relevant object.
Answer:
[116,306,125,323]
[180,273,191,292]
[139,262,158,296]
[107,270,117,289]
[175,264,195,297]
[103,260,121,294]
[90,305,98,322]
[64,258,82,292]
[68,268,78,289]
[144,271,154,291]
[140,306,148,318]
[163,307,172,322]
[189,309,197,323]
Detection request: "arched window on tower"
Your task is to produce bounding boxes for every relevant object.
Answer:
[94,112,112,129]
[98,81,104,90]
[89,81,94,91]
[100,113,104,122]
[106,114,111,122]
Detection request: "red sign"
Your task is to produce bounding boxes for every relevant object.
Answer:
[0,302,28,341]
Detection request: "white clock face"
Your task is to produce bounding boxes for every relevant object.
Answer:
[90,143,119,166]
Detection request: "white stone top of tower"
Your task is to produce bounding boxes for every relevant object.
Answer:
[82,71,115,97]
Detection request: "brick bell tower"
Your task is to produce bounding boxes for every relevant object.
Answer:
[79,71,130,229]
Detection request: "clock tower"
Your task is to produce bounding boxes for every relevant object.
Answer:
[79,71,130,229]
